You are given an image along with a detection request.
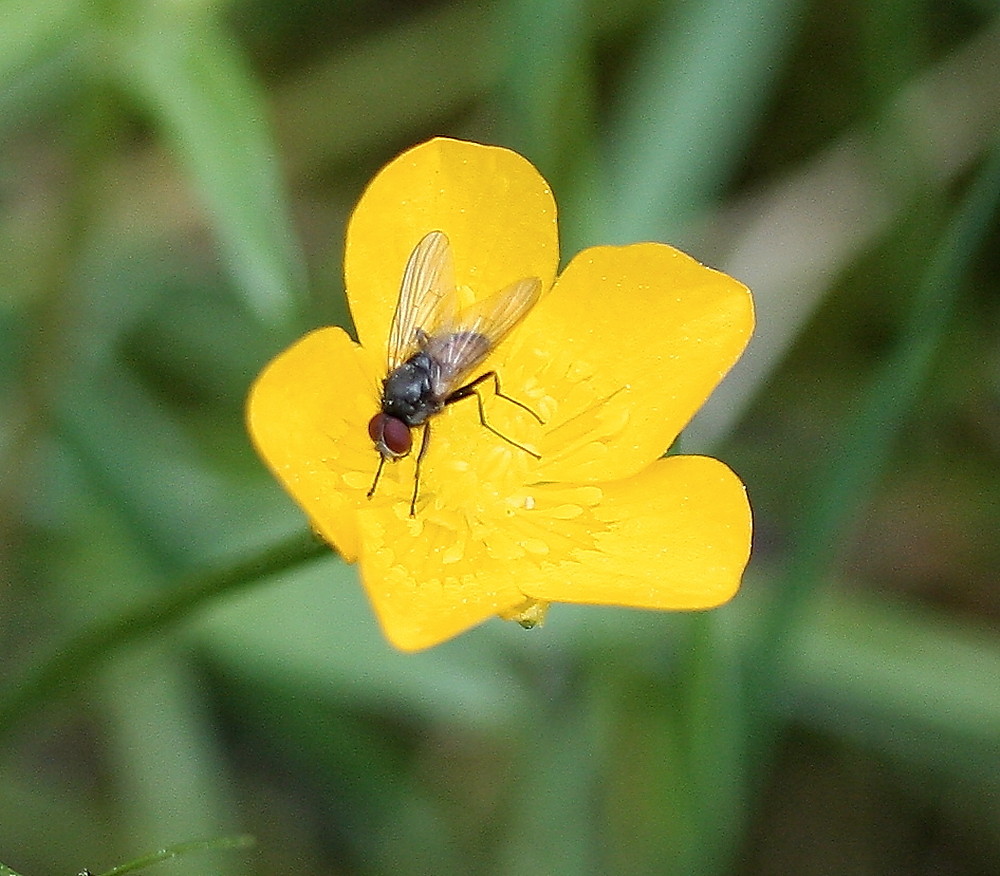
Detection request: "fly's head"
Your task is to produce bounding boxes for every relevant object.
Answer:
[368,412,412,460]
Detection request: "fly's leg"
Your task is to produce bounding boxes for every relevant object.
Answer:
[367,454,387,500]
[410,423,432,516]
[445,371,542,458]
[472,391,541,459]
[368,427,428,516]
[457,371,544,423]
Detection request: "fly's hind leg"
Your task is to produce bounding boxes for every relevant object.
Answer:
[490,372,544,424]
[445,372,542,458]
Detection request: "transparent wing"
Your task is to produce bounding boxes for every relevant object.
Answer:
[387,231,457,370]
[425,276,542,393]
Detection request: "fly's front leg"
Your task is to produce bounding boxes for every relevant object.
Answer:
[367,454,387,499]
[410,423,432,516]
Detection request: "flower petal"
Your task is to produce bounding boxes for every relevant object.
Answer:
[355,507,531,651]
[500,244,753,482]
[345,138,559,359]
[525,455,751,609]
[246,327,382,562]
[247,138,757,654]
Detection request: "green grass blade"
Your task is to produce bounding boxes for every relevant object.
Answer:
[746,141,1000,732]
[0,531,327,741]
[499,0,592,167]
[0,0,87,85]
[789,588,1000,778]
[274,2,499,171]
[605,0,804,243]
[497,0,601,252]
[113,4,305,328]
[198,560,535,731]
[95,835,254,876]
[497,700,603,876]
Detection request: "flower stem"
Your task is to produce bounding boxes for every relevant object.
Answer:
[93,834,255,876]
[0,531,329,742]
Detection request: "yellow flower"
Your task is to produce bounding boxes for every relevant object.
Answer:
[247,138,754,652]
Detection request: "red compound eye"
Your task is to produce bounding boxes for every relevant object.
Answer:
[368,413,412,457]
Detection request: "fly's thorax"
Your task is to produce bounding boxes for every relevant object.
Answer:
[382,352,443,426]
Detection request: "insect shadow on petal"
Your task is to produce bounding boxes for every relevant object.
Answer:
[367,231,544,516]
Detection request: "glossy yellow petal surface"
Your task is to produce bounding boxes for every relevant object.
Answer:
[525,455,751,609]
[354,506,533,651]
[350,453,750,650]
[246,327,381,563]
[345,138,560,358]
[499,244,754,483]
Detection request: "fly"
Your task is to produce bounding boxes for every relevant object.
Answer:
[367,230,543,515]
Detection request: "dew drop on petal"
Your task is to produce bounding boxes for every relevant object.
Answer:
[599,405,631,434]
[342,470,372,490]
[484,531,526,560]
[523,538,549,556]
[403,514,424,537]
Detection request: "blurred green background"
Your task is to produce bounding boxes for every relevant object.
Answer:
[2,0,999,874]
